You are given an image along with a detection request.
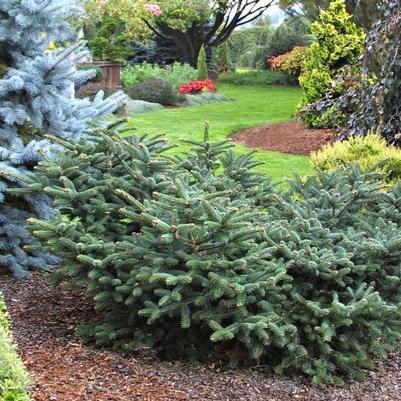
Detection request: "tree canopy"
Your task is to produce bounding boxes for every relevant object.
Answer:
[141,0,278,66]
[279,0,389,30]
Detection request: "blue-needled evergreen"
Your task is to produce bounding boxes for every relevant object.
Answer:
[0,0,126,277]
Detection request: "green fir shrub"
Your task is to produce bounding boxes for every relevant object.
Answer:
[0,294,30,401]
[123,78,181,106]
[121,62,198,88]
[19,124,401,384]
[312,134,401,185]
[197,45,208,80]
[299,0,365,128]
[219,70,296,86]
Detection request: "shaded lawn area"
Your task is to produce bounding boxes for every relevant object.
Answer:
[125,84,313,182]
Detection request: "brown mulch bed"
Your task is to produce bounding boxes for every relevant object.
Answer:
[1,273,400,401]
[231,122,336,155]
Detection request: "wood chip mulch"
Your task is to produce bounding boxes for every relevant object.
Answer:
[231,122,336,155]
[0,272,400,401]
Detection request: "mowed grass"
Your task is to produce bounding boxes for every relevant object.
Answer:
[125,84,314,182]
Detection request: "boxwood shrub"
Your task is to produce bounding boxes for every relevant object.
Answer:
[0,294,30,401]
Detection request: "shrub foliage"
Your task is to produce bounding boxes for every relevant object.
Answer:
[218,70,296,86]
[340,0,401,143]
[197,45,208,80]
[299,0,365,127]
[269,46,309,77]
[0,294,30,401]
[19,124,401,384]
[178,80,216,95]
[121,62,198,88]
[312,135,401,185]
[124,78,180,105]
[212,44,233,75]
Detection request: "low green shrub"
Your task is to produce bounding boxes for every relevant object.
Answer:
[124,79,181,106]
[312,134,401,185]
[121,62,198,88]
[183,92,230,106]
[20,125,401,384]
[0,294,30,401]
[218,70,296,86]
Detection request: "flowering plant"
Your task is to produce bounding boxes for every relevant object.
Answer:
[178,79,216,94]
[268,47,309,77]
[145,3,162,16]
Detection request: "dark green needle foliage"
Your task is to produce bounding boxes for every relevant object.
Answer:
[18,123,401,384]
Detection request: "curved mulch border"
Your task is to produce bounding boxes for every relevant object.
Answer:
[231,122,336,156]
[0,273,400,401]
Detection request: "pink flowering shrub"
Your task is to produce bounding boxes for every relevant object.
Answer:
[145,3,162,16]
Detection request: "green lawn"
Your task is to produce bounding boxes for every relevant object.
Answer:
[125,84,314,182]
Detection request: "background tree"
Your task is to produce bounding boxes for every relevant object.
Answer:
[267,16,312,57]
[88,15,133,61]
[279,0,389,31]
[141,0,278,67]
[226,15,311,69]
[226,17,275,68]
[82,0,151,44]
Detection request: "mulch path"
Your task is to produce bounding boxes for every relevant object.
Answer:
[231,122,336,155]
[1,273,400,401]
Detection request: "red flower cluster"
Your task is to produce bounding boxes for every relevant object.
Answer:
[178,79,216,95]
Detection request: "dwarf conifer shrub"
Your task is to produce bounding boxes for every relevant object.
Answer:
[197,45,208,80]
[312,135,401,185]
[124,79,181,105]
[21,125,401,384]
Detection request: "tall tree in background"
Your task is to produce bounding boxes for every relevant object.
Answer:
[82,0,152,60]
[0,0,125,277]
[142,0,278,66]
[279,0,389,31]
